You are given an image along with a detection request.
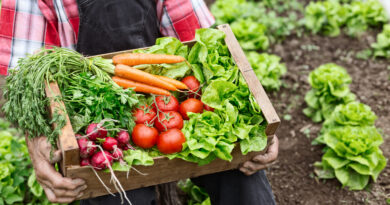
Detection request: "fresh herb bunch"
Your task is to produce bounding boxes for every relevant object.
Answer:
[2,47,115,146]
[303,63,356,122]
[313,102,387,190]
[246,52,287,91]
[304,0,388,37]
[372,24,390,59]
[231,18,269,51]
[0,118,60,205]
[178,179,211,205]
[61,72,139,134]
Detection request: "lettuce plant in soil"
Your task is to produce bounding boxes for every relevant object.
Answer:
[303,63,356,122]
[372,24,390,59]
[230,18,269,51]
[246,52,287,91]
[313,102,387,190]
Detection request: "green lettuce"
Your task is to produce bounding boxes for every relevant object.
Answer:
[246,52,287,90]
[210,0,263,25]
[231,19,269,51]
[313,102,387,190]
[303,63,355,122]
[178,179,211,205]
[372,24,390,59]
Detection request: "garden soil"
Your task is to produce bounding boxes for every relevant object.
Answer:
[268,31,390,205]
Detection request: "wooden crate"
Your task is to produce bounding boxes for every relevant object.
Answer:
[46,24,280,200]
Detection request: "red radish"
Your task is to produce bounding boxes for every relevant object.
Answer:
[102,137,118,152]
[120,143,135,151]
[86,123,108,141]
[77,138,97,159]
[116,130,130,146]
[91,151,113,170]
[204,104,214,112]
[181,76,201,98]
[80,158,91,167]
[112,148,124,160]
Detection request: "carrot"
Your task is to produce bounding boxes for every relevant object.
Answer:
[112,53,186,66]
[114,64,177,91]
[156,75,189,90]
[112,76,171,96]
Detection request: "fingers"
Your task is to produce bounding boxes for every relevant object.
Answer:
[239,161,268,176]
[48,149,62,164]
[252,135,279,164]
[43,185,83,203]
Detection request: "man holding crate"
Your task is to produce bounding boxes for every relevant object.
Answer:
[0,0,279,204]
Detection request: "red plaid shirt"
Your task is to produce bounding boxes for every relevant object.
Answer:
[0,0,214,75]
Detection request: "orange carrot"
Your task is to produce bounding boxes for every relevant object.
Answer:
[114,64,177,91]
[156,75,189,90]
[112,76,171,96]
[112,53,186,66]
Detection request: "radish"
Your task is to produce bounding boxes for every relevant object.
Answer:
[77,138,97,158]
[102,137,118,152]
[86,123,107,141]
[91,151,113,170]
[112,148,124,160]
[75,134,83,139]
[80,158,91,167]
[116,130,130,146]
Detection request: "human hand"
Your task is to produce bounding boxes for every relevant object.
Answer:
[239,135,279,176]
[26,136,87,203]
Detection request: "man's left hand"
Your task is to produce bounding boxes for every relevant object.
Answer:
[239,135,279,176]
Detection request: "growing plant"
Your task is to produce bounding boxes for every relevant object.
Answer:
[246,52,287,91]
[210,0,263,25]
[303,63,355,122]
[0,118,62,205]
[372,24,390,59]
[313,102,387,190]
[178,179,210,205]
[231,18,269,51]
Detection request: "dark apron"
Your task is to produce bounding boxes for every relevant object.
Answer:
[76,0,161,56]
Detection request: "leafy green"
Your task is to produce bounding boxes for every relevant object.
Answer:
[303,63,355,122]
[133,37,191,79]
[210,0,262,25]
[61,72,139,133]
[178,179,211,205]
[313,102,387,190]
[3,47,115,146]
[304,0,388,37]
[231,18,269,51]
[372,24,390,59]
[246,52,287,90]
[0,118,60,205]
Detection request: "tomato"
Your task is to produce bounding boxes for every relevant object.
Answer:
[131,124,158,149]
[179,98,204,120]
[181,76,201,99]
[203,104,214,112]
[133,105,156,124]
[154,95,179,112]
[157,129,186,154]
[155,111,183,132]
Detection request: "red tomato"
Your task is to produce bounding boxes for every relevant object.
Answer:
[155,111,183,132]
[131,124,158,149]
[133,105,156,124]
[155,95,179,112]
[157,129,186,154]
[179,98,204,120]
[203,104,215,112]
[181,76,201,99]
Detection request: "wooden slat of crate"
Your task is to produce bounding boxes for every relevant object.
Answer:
[45,24,280,199]
[68,145,266,200]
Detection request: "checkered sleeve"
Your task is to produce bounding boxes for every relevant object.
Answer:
[157,0,215,42]
[0,0,79,75]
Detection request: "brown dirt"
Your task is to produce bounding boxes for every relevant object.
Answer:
[267,31,390,205]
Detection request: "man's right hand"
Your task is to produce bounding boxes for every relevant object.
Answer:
[26,136,87,203]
